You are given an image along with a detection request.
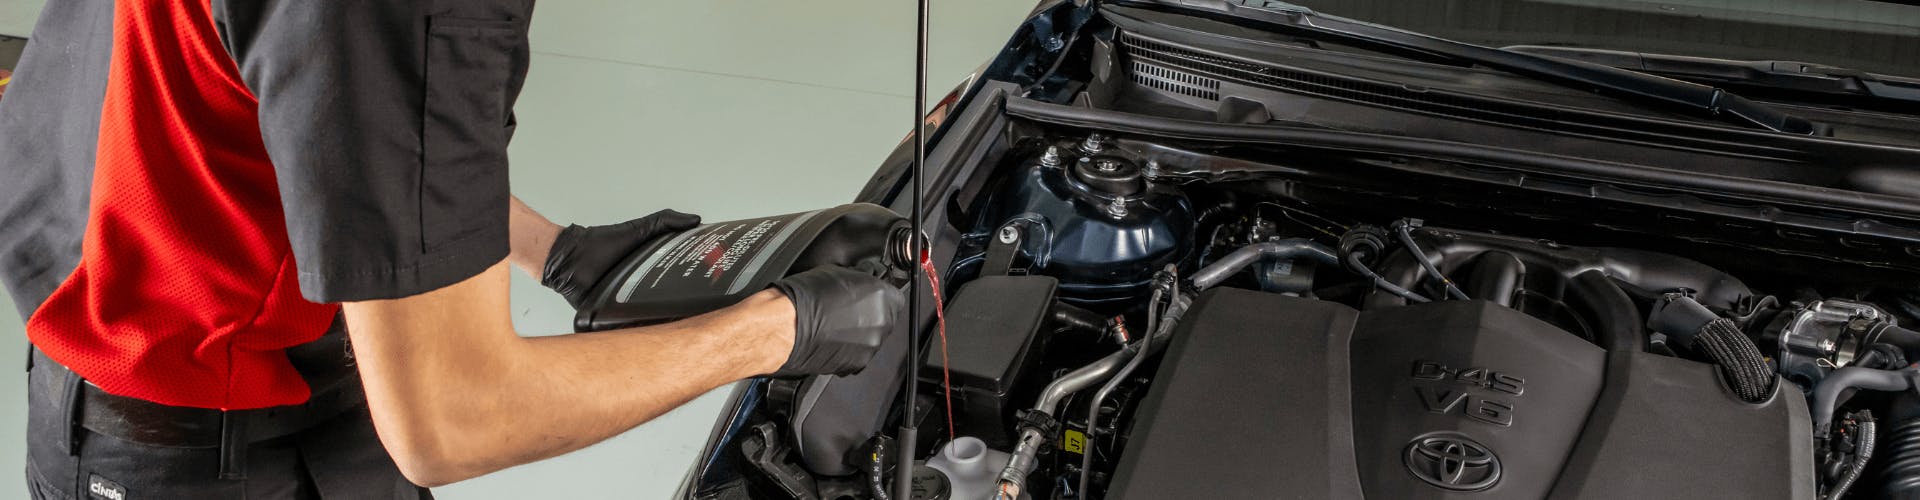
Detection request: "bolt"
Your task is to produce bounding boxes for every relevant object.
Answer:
[1042,35,1066,52]
[1081,134,1106,153]
[1095,160,1121,172]
[998,225,1020,244]
[1039,146,1062,167]
[1107,199,1130,218]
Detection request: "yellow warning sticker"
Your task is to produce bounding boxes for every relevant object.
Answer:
[1062,429,1087,454]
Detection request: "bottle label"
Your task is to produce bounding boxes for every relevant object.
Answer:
[616,209,824,302]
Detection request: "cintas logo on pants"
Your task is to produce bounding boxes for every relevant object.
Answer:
[88,474,127,500]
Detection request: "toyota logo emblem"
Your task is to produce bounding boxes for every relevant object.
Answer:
[1404,433,1501,491]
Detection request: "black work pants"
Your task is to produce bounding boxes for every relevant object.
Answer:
[24,352,431,500]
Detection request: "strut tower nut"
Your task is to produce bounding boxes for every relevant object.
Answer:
[1080,133,1106,154]
[1039,146,1063,168]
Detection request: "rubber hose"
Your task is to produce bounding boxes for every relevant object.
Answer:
[1566,271,1645,355]
[1050,303,1109,336]
[1188,239,1338,290]
[1825,417,1874,500]
[1346,252,1430,304]
[1813,367,1919,438]
[1877,324,1920,360]
[1393,223,1469,300]
[1884,418,1920,499]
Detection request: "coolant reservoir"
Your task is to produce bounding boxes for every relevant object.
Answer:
[575,203,916,331]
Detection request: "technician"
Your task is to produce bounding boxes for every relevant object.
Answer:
[0,2,901,498]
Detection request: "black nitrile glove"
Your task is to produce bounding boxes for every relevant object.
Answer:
[541,209,702,308]
[769,266,904,377]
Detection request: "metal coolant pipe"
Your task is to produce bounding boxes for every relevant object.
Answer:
[993,347,1143,497]
[995,297,1187,499]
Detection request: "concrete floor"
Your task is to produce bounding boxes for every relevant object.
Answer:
[0,1,1039,498]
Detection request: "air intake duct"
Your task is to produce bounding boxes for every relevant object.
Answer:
[1648,295,1775,403]
[1884,417,1920,499]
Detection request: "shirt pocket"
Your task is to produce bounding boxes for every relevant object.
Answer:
[420,16,522,252]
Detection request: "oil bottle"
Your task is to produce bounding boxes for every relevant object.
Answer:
[575,203,918,331]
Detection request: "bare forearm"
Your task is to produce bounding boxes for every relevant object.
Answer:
[508,196,562,280]
[342,264,793,485]
[470,294,789,470]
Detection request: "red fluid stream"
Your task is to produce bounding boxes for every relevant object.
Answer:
[920,250,957,443]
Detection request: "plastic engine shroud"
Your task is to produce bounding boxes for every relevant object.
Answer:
[1106,288,1814,500]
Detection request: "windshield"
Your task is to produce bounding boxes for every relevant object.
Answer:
[1273,0,1920,77]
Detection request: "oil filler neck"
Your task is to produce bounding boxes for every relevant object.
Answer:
[887,225,931,272]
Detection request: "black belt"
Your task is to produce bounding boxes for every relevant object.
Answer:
[29,321,365,479]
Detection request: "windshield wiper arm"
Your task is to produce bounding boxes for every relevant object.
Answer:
[1140,0,1818,134]
[1502,45,1920,106]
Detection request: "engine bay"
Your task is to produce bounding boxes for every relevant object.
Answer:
[687,5,1920,499]
[703,127,1920,499]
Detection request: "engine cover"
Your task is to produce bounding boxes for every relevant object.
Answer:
[1106,288,1813,499]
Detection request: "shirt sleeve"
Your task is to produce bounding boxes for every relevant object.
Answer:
[214,0,534,303]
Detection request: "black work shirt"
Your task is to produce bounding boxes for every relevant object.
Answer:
[0,0,537,313]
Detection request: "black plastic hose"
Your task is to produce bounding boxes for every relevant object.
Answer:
[1884,417,1920,499]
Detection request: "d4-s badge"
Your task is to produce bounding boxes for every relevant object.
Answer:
[1410,360,1525,427]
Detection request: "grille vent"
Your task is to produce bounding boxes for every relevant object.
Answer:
[1130,60,1221,101]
